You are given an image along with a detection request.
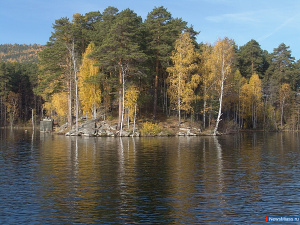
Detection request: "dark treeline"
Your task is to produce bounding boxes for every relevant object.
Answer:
[0,61,40,127]
[0,6,300,132]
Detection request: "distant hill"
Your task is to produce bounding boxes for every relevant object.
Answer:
[0,44,45,63]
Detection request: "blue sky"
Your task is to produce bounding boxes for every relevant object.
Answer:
[1,0,300,59]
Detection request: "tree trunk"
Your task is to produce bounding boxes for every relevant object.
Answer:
[280,100,284,128]
[209,101,212,127]
[118,66,122,130]
[238,89,241,128]
[213,55,226,136]
[153,55,159,120]
[297,108,299,131]
[65,39,79,133]
[32,108,35,130]
[273,108,278,130]
[213,81,224,135]
[203,86,207,129]
[133,103,137,133]
[178,71,181,126]
[68,67,72,130]
[119,63,127,136]
[72,45,79,133]
[127,108,130,129]
[93,101,96,120]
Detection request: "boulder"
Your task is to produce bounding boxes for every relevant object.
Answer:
[80,128,96,137]
[119,131,130,137]
[106,130,115,137]
[179,128,190,132]
[81,120,96,129]
[130,131,140,137]
[56,123,68,134]
[177,132,186,136]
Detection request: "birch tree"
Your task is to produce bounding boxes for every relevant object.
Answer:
[199,43,214,128]
[167,32,200,126]
[78,42,101,119]
[240,73,263,128]
[210,38,235,135]
[125,85,139,132]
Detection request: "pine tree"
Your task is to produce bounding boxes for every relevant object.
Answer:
[95,8,146,134]
[279,83,292,128]
[144,6,190,120]
[0,62,11,125]
[266,43,295,105]
[237,39,267,78]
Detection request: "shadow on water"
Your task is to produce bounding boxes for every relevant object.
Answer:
[0,130,300,224]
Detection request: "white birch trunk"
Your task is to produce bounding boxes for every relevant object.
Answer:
[213,79,224,135]
[133,103,137,134]
[213,53,226,136]
[93,102,96,120]
[32,108,35,130]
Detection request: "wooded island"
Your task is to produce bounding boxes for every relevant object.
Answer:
[0,6,299,135]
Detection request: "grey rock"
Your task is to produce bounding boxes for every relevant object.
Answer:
[177,132,186,136]
[120,131,130,137]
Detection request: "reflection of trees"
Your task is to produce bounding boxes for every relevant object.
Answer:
[12,132,300,223]
[213,136,224,193]
[37,136,105,223]
[200,136,229,221]
[239,133,262,189]
[36,133,299,223]
[117,137,139,221]
[167,137,199,224]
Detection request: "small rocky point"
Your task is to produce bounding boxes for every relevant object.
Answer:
[56,119,204,137]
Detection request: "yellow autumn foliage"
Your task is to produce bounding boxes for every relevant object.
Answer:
[45,92,68,118]
[167,32,200,116]
[140,122,162,136]
[240,73,263,128]
[125,85,139,121]
[78,42,101,118]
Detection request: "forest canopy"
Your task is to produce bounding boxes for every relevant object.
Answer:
[0,6,299,133]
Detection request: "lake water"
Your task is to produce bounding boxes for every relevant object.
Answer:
[0,129,299,224]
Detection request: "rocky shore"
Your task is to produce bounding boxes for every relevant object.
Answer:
[56,119,203,137]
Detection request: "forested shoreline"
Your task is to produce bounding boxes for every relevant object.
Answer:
[0,6,299,134]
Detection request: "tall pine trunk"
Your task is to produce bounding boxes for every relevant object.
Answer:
[71,39,79,133]
[118,66,122,131]
[203,84,207,129]
[119,62,127,136]
[153,54,159,120]
[68,69,72,130]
